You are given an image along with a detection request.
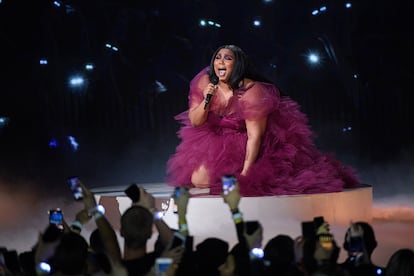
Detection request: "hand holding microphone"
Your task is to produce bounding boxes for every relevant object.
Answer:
[204,76,219,110]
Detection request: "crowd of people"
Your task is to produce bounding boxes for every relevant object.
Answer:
[0,180,413,276]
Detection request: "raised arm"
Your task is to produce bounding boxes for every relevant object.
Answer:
[137,187,174,249]
[222,180,244,242]
[173,187,190,236]
[80,181,122,263]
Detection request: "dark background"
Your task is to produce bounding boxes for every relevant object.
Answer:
[0,0,413,199]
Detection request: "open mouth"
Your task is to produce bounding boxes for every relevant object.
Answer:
[218,69,226,77]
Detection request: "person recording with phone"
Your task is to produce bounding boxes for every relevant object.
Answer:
[166,44,360,196]
[300,219,344,276]
[121,184,185,276]
[339,222,384,276]
[220,176,266,276]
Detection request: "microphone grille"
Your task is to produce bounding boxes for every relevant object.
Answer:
[211,75,219,85]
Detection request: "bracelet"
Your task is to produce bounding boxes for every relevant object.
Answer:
[70,220,83,232]
[179,224,188,232]
[232,212,243,224]
[231,208,240,214]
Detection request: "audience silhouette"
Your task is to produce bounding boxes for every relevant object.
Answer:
[0,177,411,276]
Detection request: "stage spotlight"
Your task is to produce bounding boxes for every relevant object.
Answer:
[345,2,352,8]
[155,80,167,93]
[312,9,319,16]
[262,0,273,4]
[199,19,207,27]
[319,6,327,12]
[85,63,94,71]
[69,76,85,87]
[304,50,324,69]
[48,138,58,148]
[53,1,61,7]
[307,52,320,64]
[65,4,75,14]
[353,73,359,79]
[105,43,119,52]
[0,116,10,127]
[67,136,79,151]
[39,59,48,65]
[198,19,221,28]
[252,19,262,28]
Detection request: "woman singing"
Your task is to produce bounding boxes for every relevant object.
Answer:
[166,45,360,196]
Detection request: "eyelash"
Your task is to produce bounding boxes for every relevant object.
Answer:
[215,55,233,60]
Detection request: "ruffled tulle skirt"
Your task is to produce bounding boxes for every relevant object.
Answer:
[165,97,360,196]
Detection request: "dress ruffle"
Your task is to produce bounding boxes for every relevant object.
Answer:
[165,67,360,196]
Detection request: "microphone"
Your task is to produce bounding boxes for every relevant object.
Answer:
[204,76,219,110]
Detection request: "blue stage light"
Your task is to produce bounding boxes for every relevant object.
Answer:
[69,76,85,87]
[253,19,262,27]
[199,19,221,28]
[67,136,79,151]
[0,117,9,128]
[155,80,167,93]
[199,19,207,27]
[48,138,58,148]
[85,63,94,70]
[105,43,119,51]
[308,53,320,64]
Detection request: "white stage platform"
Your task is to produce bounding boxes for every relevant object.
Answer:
[91,184,373,250]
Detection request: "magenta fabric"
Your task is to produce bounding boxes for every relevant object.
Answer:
[165,67,361,196]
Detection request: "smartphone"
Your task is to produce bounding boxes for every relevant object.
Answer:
[125,183,140,203]
[67,176,83,200]
[173,187,180,214]
[173,187,189,213]
[1,250,21,273]
[348,236,364,252]
[155,257,173,276]
[301,221,315,240]
[222,174,236,195]
[0,251,5,266]
[313,216,325,230]
[245,220,260,235]
[174,187,180,198]
[49,209,63,230]
[170,231,186,249]
[250,247,264,259]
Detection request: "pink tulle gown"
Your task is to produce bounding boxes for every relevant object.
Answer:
[166,67,361,196]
